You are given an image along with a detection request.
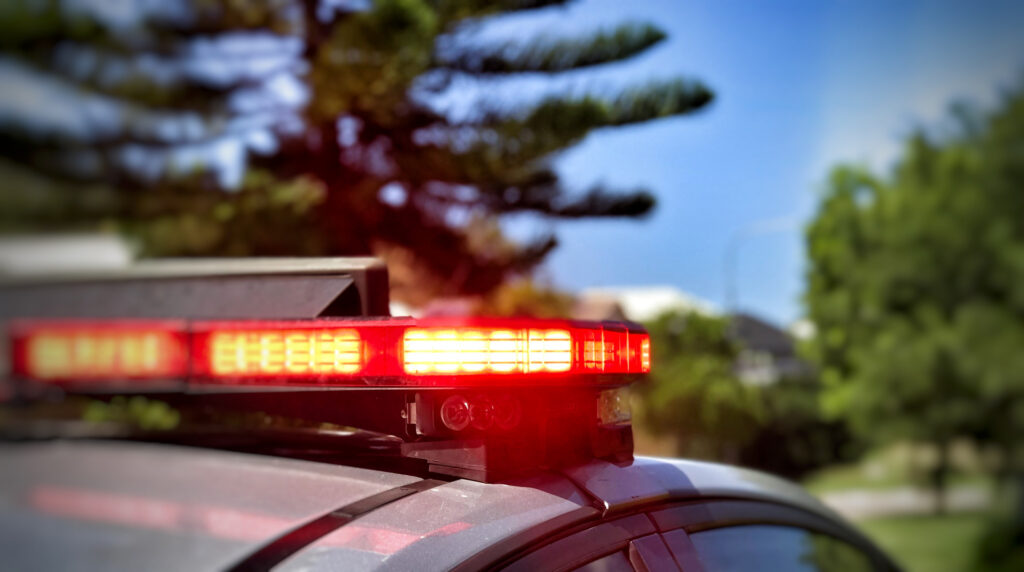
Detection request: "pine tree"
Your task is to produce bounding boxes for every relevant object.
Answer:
[0,0,713,295]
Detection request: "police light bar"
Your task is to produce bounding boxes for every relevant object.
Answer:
[10,318,650,389]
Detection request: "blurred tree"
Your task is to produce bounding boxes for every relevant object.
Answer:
[0,0,317,245]
[637,311,761,463]
[0,0,712,297]
[474,278,573,317]
[636,310,851,479]
[736,373,861,480]
[975,508,1024,572]
[804,87,1024,513]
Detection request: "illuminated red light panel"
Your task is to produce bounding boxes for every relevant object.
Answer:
[207,328,363,376]
[16,323,187,381]
[12,319,650,385]
[640,337,651,372]
[403,328,572,374]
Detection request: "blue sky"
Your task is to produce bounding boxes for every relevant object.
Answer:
[497,0,1024,325]
[4,1,1021,325]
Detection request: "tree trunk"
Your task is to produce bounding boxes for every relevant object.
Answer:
[930,440,951,515]
[1014,441,1024,528]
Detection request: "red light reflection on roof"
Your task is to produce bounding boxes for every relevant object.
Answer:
[31,486,181,531]
[318,521,472,554]
[28,484,471,553]
[29,485,293,542]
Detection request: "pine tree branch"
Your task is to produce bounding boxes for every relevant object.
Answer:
[0,55,294,150]
[485,181,655,218]
[507,78,713,131]
[546,185,655,218]
[466,78,713,164]
[0,112,279,150]
[0,0,305,53]
[5,50,297,115]
[437,22,666,74]
[607,78,713,125]
[432,0,571,27]
[390,139,558,189]
[0,117,282,190]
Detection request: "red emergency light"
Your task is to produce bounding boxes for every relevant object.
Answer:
[204,327,363,377]
[10,318,650,389]
[13,321,189,383]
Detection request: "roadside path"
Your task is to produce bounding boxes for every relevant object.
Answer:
[819,485,990,521]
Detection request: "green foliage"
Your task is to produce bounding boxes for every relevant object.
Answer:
[436,23,666,74]
[637,311,761,462]
[860,512,989,572]
[83,396,180,431]
[737,374,860,479]
[804,86,1024,495]
[1,0,713,297]
[474,279,573,317]
[310,0,438,123]
[973,475,1024,571]
[636,310,857,478]
[120,169,329,256]
[974,513,1024,572]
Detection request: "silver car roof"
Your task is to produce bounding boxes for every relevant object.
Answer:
[278,456,845,571]
[0,441,418,571]
[0,440,844,571]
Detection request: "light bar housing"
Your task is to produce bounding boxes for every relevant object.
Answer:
[10,318,650,390]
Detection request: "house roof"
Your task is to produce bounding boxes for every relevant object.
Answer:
[729,312,796,357]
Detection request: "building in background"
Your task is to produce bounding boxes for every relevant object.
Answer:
[575,285,811,385]
[729,313,812,385]
[575,286,716,322]
[0,234,132,276]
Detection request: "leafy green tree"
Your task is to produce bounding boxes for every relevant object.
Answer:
[804,88,1024,512]
[736,373,860,480]
[0,0,712,296]
[637,311,761,463]
[636,310,851,478]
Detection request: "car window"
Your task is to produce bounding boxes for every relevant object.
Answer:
[687,525,874,572]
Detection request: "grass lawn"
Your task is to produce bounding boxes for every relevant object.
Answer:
[859,512,988,572]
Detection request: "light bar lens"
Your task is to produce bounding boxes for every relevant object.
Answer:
[209,329,363,376]
[578,329,651,374]
[18,325,186,381]
[403,328,571,374]
[640,337,651,373]
[12,319,649,387]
